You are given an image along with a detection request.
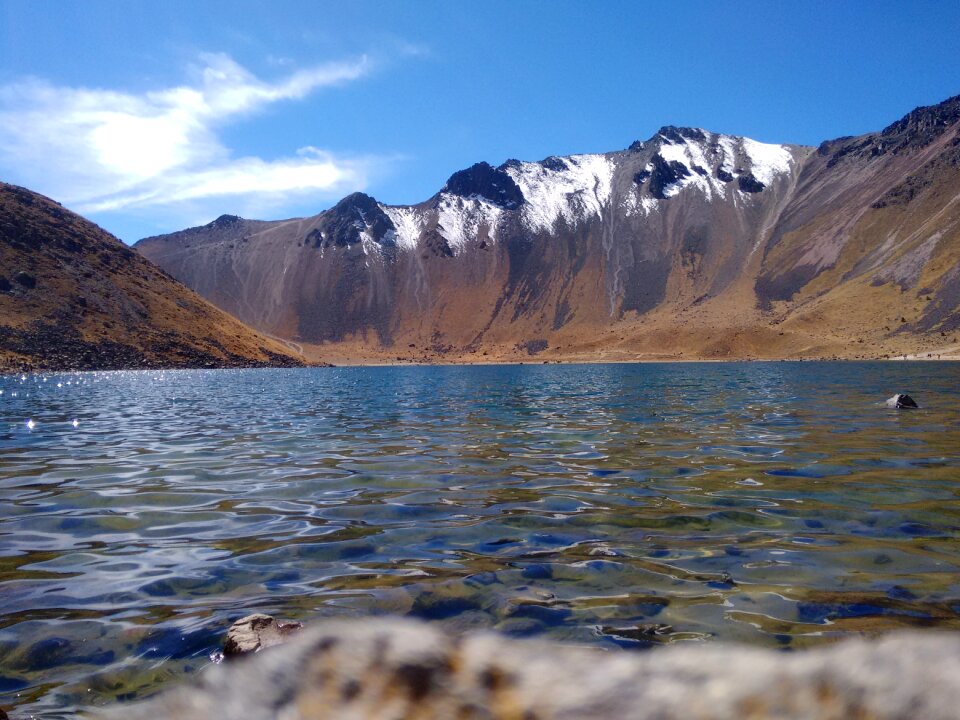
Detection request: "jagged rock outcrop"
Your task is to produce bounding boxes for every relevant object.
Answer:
[444,162,525,208]
[308,192,397,249]
[135,95,960,361]
[97,619,960,720]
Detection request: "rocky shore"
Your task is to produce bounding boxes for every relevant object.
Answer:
[96,617,960,720]
[0,320,307,374]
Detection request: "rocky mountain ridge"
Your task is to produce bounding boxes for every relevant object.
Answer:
[136,95,960,362]
[0,183,304,372]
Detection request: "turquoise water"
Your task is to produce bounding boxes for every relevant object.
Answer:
[1,362,959,717]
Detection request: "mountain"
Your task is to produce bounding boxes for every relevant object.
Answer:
[135,96,960,363]
[0,183,304,372]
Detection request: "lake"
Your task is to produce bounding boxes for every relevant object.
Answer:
[2,362,959,717]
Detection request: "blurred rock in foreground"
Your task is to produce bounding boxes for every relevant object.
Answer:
[95,618,960,719]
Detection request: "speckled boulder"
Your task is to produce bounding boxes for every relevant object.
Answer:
[96,619,960,719]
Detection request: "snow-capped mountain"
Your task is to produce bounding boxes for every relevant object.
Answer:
[286,126,802,258]
[135,95,960,360]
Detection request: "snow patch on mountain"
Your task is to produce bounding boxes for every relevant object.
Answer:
[655,133,727,200]
[661,178,684,199]
[505,154,614,233]
[742,138,794,185]
[658,135,710,171]
[359,228,382,267]
[382,206,422,251]
[717,136,737,174]
[436,193,504,253]
[622,192,659,218]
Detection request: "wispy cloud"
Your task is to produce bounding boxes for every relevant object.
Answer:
[0,53,379,222]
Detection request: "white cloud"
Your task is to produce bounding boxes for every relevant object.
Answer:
[0,53,377,221]
[83,147,368,212]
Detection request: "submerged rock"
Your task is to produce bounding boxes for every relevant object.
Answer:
[97,618,960,720]
[886,393,919,409]
[222,614,303,659]
[599,623,674,643]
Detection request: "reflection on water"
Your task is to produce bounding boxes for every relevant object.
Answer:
[1,362,959,717]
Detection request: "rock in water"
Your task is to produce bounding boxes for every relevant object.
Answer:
[222,614,303,658]
[886,394,919,409]
[96,619,960,720]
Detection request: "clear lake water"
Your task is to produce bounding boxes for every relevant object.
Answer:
[1,362,959,717]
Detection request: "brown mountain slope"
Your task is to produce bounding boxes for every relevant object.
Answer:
[136,96,960,363]
[751,97,960,359]
[0,183,304,372]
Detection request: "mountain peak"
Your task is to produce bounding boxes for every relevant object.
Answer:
[655,126,708,144]
[332,191,381,214]
[313,191,394,249]
[210,214,243,227]
[443,162,525,208]
[879,93,960,146]
[822,94,960,167]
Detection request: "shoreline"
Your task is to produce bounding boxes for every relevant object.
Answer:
[4,355,958,377]
[313,356,960,368]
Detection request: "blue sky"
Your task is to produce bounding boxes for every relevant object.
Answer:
[1,0,958,242]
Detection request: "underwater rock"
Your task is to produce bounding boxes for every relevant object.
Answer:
[97,619,960,720]
[886,393,919,409]
[408,591,483,620]
[599,623,673,642]
[222,614,303,659]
